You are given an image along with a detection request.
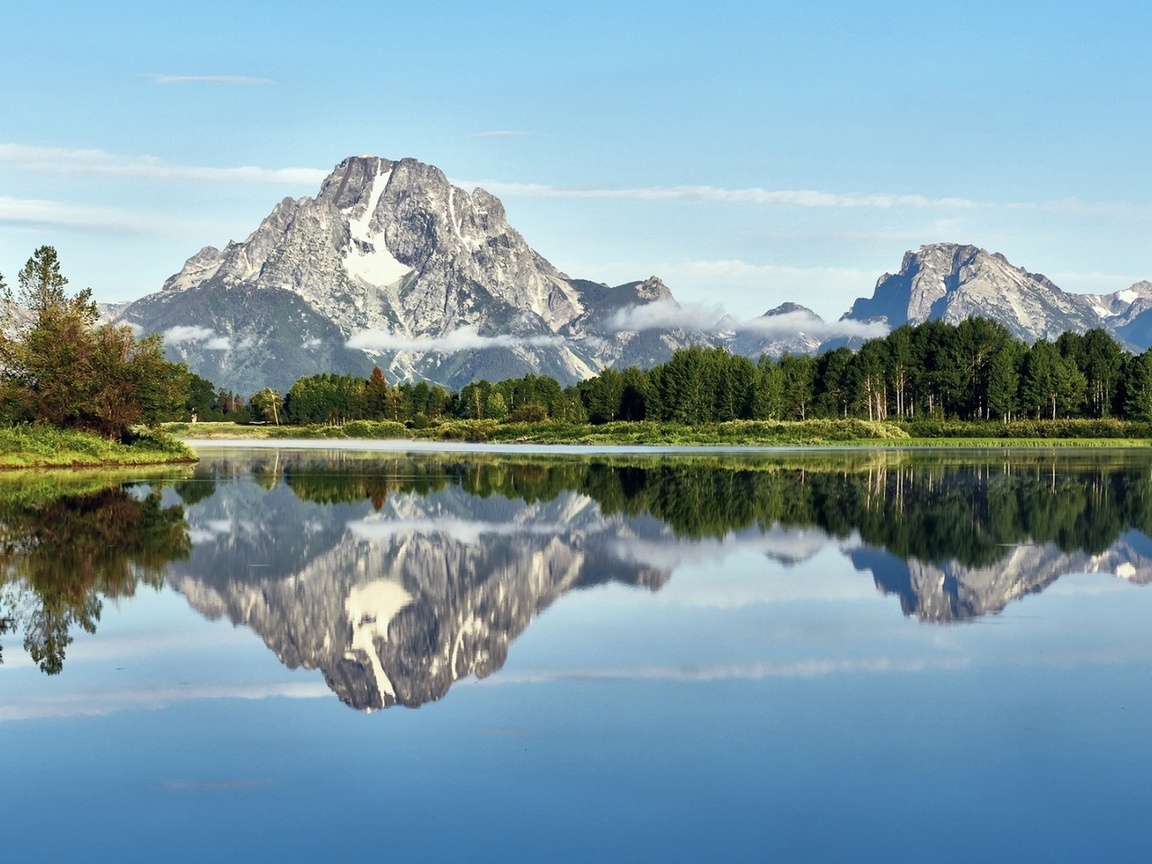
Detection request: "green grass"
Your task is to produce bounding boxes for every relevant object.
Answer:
[417,418,909,445]
[0,425,197,469]
[170,417,1152,448]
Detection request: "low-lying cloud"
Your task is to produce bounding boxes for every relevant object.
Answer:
[607,299,725,332]
[347,514,582,546]
[163,325,231,350]
[608,299,888,341]
[346,326,562,353]
[734,310,889,340]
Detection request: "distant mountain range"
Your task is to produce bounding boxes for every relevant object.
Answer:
[112,154,1152,392]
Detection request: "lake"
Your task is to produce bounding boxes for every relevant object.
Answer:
[2,444,1151,862]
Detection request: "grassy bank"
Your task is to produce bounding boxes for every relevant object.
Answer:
[171,417,1152,447]
[0,425,197,469]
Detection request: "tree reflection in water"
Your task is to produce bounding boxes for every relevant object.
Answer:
[274,452,1152,564]
[6,450,1152,693]
[0,477,191,673]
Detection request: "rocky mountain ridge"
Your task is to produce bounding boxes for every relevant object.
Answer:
[114,154,1152,393]
[121,156,754,392]
[839,242,1152,347]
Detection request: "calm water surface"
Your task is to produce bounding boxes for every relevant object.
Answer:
[2,446,1151,862]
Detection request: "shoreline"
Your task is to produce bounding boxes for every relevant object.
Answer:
[0,427,197,471]
[172,418,1152,449]
[184,436,1152,455]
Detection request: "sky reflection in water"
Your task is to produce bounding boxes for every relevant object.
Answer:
[2,448,1151,862]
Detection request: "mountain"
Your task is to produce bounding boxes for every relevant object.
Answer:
[851,535,1152,623]
[119,161,1152,394]
[836,242,1152,352]
[1083,280,1152,348]
[121,155,712,392]
[841,243,1105,342]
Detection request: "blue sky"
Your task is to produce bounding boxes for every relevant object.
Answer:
[1,0,1151,320]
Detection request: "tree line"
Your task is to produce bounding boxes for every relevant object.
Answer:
[577,318,1152,424]
[187,366,592,426]
[9,245,1152,431]
[220,316,1152,428]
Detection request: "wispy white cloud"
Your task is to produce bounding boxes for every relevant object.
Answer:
[459,178,981,210]
[346,325,562,353]
[474,656,974,686]
[607,297,887,341]
[0,144,326,185]
[0,195,163,234]
[149,74,274,85]
[0,681,327,723]
[163,325,230,350]
[456,178,1152,228]
[163,325,215,344]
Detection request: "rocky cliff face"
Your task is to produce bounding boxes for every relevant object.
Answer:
[1085,281,1152,348]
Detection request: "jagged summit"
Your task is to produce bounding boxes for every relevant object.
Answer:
[152,154,584,338]
[764,301,818,317]
[841,242,1103,342]
[122,155,716,392]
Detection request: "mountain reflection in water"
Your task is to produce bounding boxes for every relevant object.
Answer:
[3,450,1152,709]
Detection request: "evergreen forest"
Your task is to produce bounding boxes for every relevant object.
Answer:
[192,317,1152,430]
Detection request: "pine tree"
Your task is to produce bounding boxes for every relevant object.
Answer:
[1124,350,1152,421]
[987,342,1023,423]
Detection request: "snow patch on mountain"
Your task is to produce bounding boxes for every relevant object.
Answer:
[341,168,413,287]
